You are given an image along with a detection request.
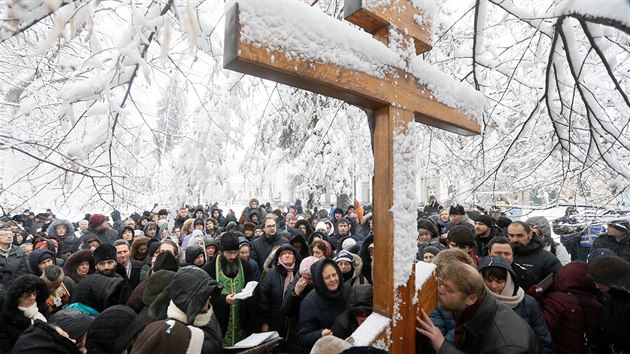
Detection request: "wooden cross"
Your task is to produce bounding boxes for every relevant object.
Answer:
[224,1,481,352]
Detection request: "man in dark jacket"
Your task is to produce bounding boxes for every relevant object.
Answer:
[416,261,542,354]
[474,215,502,257]
[0,226,29,286]
[250,217,289,269]
[114,239,142,290]
[78,214,118,246]
[508,221,561,291]
[591,221,630,263]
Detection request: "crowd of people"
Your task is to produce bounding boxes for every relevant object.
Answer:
[0,196,628,354]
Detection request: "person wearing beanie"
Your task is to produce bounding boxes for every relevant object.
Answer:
[202,232,256,346]
[78,213,117,246]
[168,267,224,353]
[85,305,145,354]
[0,274,49,351]
[421,246,441,263]
[586,247,617,263]
[474,214,502,257]
[442,204,475,235]
[282,256,320,353]
[92,244,118,277]
[588,256,630,352]
[527,216,571,266]
[591,221,630,263]
[334,250,368,287]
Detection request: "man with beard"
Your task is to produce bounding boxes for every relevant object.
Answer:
[474,215,502,257]
[416,262,542,354]
[250,217,289,269]
[203,232,256,346]
[508,221,561,291]
[92,244,132,302]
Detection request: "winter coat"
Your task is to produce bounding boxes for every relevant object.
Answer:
[27,248,58,276]
[475,226,502,257]
[331,284,372,339]
[298,259,351,351]
[541,261,601,354]
[512,234,562,291]
[259,244,301,335]
[438,292,543,354]
[289,230,310,260]
[0,244,29,286]
[169,266,224,354]
[281,274,314,354]
[340,253,370,287]
[478,255,554,353]
[10,320,81,354]
[47,219,79,257]
[0,275,49,352]
[587,256,630,352]
[442,215,476,235]
[527,216,572,266]
[592,233,630,263]
[78,227,117,246]
[430,305,455,343]
[210,206,227,228]
[250,233,289,270]
[358,234,374,284]
[68,274,127,315]
[137,269,176,325]
[424,201,442,216]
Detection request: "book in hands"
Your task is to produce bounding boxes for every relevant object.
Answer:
[224,331,280,349]
[234,281,258,300]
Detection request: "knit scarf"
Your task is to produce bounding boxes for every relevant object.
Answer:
[19,304,47,324]
[454,295,484,347]
[277,259,295,297]
[487,274,524,309]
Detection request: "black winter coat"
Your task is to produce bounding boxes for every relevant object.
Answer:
[69,274,127,313]
[512,235,562,291]
[438,293,543,354]
[281,275,313,354]
[10,320,81,354]
[592,234,630,263]
[298,259,350,351]
[331,284,372,339]
[259,244,301,335]
[250,234,289,270]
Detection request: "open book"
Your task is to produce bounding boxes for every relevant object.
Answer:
[224,331,280,349]
[234,281,258,300]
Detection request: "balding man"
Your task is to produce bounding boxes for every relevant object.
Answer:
[416,262,542,354]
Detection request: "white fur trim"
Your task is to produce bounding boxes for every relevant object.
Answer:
[186,326,205,354]
[166,301,213,327]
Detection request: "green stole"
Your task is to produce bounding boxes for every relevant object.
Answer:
[216,256,246,346]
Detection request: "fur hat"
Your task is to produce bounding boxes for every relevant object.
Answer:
[88,214,107,230]
[449,205,466,216]
[243,222,255,232]
[92,244,117,265]
[587,256,630,293]
[86,305,145,354]
[154,251,180,272]
[475,215,494,229]
[220,232,239,251]
[131,319,205,354]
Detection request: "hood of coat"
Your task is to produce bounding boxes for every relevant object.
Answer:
[171,266,222,325]
[552,261,595,294]
[311,258,344,300]
[47,219,75,239]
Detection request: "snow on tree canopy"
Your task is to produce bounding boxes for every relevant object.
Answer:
[231,0,484,123]
[554,0,630,28]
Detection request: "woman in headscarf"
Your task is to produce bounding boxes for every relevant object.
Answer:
[259,244,301,341]
[298,259,351,352]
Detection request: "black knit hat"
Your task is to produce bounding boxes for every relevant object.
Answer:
[475,215,494,229]
[220,232,239,252]
[92,244,117,265]
[449,205,466,216]
[86,305,145,354]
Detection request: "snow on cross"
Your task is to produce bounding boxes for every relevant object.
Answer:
[223,0,482,351]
